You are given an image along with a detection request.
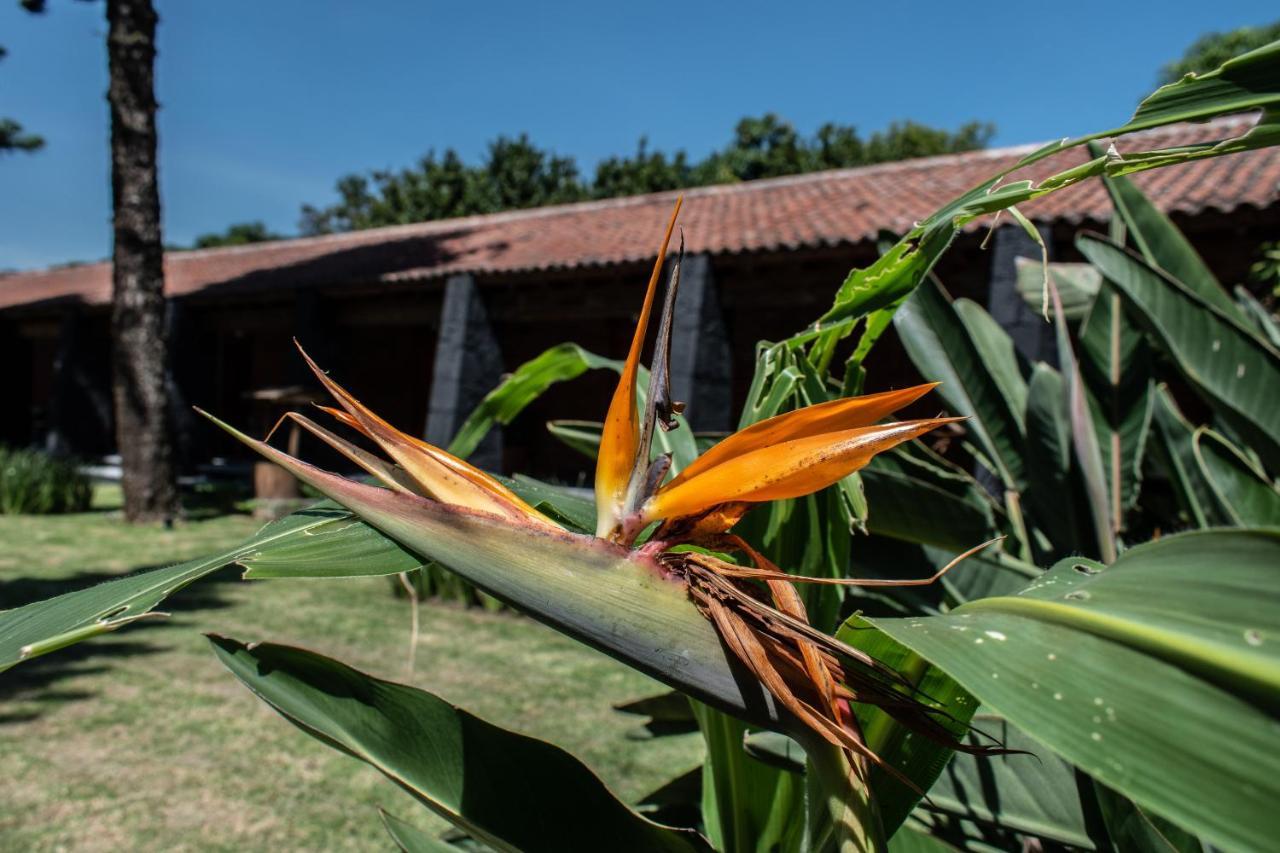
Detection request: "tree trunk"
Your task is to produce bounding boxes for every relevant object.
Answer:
[107,0,179,523]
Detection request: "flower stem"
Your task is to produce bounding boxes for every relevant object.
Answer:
[803,735,886,853]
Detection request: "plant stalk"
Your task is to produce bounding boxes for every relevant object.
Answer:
[802,733,885,853]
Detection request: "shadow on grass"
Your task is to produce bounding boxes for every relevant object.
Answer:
[0,563,244,725]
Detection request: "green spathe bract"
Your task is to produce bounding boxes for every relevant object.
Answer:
[199,410,786,731]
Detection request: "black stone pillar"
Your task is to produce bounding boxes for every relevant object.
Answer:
[165,297,197,469]
[425,274,504,470]
[988,223,1057,367]
[669,253,731,433]
[0,315,31,446]
[44,309,81,455]
[290,289,334,385]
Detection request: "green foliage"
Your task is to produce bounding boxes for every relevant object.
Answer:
[1247,239,1280,300]
[6,42,1280,853]
[300,134,589,234]
[1077,233,1280,473]
[211,636,711,852]
[0,117,43,153]
[299,114,993,235]
[695,115,993,184]
[191,221,281,249]
[0,446,91,515]
[592,136,695,198]
[0,500,420,671]
[1160,19,1280,83]
[447,344,622,460]
[0,46,43,154]
[867,529,1280,852]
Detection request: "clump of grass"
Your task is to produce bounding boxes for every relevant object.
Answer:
[0,445,93,515]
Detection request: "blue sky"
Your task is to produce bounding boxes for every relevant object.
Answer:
[1,1,1276,270]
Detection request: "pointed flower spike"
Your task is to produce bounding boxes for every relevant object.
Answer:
[642,417,961,525]
[595,197,683,539]
[666,383,939,489]
[282,411,420,495]
[295,342,559,531]
[315,404,366,436]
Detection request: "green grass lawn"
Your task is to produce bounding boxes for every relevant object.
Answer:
[0,488,702,851]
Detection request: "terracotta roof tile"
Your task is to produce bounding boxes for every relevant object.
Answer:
[3,115,1277,311]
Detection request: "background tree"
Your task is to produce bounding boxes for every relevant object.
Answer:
[301,136,586,235]
[591,137,692,198]
[1160,19,1280,82]
[192,221,281,249]
[105,0,179,522]
[476,134,586,211]
[18,0,177,522]
[1,42,45,152]
[301,114,993,235]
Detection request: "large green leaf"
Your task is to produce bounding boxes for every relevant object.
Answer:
[894,280,1026,490]
[1048,280,1116,562]
[1015,260,1100,323]
[953,299,1030,430]
[1116,41,1280,134]
[1235,285,1280,349]
[380,810,457,853]
[863,528,1280,852]
[1077,233,1280,474]
[1147,388,1231,528]
[500,474,596,534]
[448,342,698,470]
[446,343,620,459]
[546,419,605,460]
[1093,784,1203,853]
[1021,363,1084,557]
[691,702,805,853]
[922,716,1092,848]
[0,502,405,671]
[860,450,999,553]
[839,616,978,836]
[210,637,709,852]
[1093,155,1239,318]
[1078,282,1154,527]
[1193,429,1280,526]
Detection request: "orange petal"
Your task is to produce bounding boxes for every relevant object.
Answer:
[642,418,960,524]
[594,197,682,537]
[667,383,938,489]
[296,343,558,531]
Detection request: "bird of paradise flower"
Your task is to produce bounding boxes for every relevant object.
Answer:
[197,198,1004,847]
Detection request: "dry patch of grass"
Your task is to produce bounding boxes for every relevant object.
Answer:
[0,489,701,850]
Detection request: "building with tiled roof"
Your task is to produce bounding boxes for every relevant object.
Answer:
[3,116,1278,477]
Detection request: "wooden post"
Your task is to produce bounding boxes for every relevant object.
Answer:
[425,274,505,471]
[670,253,731,432]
